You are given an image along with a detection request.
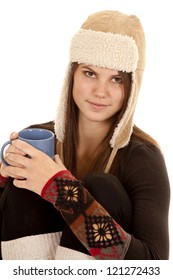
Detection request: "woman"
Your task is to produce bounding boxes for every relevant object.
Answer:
[0,10,170,259]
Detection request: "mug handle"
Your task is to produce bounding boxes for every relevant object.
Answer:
[0,140,12,166]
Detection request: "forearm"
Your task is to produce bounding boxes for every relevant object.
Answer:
[41,170,131,259]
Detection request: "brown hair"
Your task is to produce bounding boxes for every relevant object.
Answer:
[63,63,159,176]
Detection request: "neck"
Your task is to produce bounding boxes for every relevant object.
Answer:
[75,118,111,179]
[78,119,110,153]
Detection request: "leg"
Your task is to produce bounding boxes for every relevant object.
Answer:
[0,181,65,259]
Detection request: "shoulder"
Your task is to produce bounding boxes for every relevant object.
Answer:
[116,136,170,191]
[127,136,162,159]
[113,134,169,180]
[120,136,166,172]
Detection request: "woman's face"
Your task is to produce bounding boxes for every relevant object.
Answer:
[72,64,125,125]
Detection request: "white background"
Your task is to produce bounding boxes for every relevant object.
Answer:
[0,0,172,260]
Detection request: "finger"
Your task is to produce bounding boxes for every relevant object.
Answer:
[13,178,40,193]
[54,154,61,163]
[11,139,37,157]
[54,154,67,171]
[5,165,26,179]
[13,178,27,189]
[10,132,18,140]
[7,132,26,155]
[5,152,29,168]
[13,178,42,195]
[0,163,9,178]
[5,143,26,156]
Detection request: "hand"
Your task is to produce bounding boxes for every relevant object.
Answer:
[4,139,66,195]
[0,132,25,178]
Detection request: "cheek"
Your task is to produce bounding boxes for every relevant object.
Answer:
[112,88,125,107]
[72,84,84,108]
[72,78,88,103]
[72,82,80,105]
[72,78,79,103]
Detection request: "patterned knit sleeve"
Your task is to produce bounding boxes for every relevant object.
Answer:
[41,170,131,259]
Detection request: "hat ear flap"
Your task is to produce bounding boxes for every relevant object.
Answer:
[54,63,72,141]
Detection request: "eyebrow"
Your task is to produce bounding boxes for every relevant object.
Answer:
[80,65,120,77]
[80,65,99,77]
[81,65,96,72]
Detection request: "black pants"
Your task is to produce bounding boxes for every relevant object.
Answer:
[60,172,132,255]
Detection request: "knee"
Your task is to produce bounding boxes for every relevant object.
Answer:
[83,172,132,232]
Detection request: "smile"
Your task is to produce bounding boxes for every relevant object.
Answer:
[87,101,109,110]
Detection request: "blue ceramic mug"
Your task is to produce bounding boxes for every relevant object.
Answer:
[0,128,55,166]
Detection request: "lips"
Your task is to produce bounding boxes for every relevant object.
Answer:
[87,101,109,110]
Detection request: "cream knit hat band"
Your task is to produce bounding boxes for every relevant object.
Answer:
[70,29,138,72]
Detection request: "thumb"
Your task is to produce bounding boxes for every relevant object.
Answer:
[10,132,18,140]
[54,154,61,163]
[54,154,67,171]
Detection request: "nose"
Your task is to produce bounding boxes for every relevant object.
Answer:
[93,80,108,98]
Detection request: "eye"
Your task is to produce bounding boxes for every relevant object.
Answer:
[112,76,123,84]
[84,70,96,78]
